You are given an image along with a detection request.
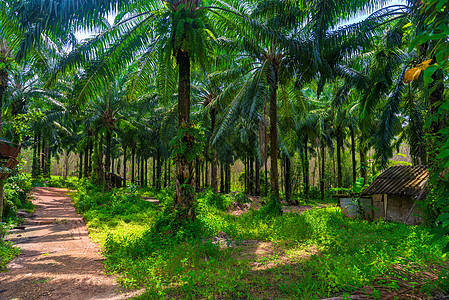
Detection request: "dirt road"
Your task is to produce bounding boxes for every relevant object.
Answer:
[0,187,140,300]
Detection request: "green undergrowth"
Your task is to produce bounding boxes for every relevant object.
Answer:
[0,241,20,270]
[0,224,20,270]
[2,173,35,224]
[32,175,81,189]
[0,173,34,270]
[71,181,449,299]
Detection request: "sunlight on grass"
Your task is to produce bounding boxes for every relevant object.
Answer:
[70,181,449,299]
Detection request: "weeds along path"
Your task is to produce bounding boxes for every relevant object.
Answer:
[0,187,140,300]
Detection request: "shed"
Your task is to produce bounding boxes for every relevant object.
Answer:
[362,165,428,225]
[0,140,21,180]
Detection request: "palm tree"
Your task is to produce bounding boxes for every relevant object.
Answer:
[8,0,280,220]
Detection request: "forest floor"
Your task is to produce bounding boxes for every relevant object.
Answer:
[0,187,142,300]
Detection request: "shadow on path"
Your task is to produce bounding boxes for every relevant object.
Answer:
[0,187,142,300]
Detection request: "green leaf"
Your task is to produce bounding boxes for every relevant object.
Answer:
[441,100,449,110]
[204,29,217,42]
[353,177,364,194]
[436,212,449,222]
[423,64,439,86]
[436,0,447,11]
[437,149,449,159]
[443,242,449,253]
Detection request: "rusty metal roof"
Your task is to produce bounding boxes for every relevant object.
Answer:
[362,166,428,198]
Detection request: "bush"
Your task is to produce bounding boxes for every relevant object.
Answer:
[2,173,34,223]
[197,189,233,211]
[232,192,250,204]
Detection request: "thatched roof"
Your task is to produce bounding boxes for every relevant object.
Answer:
[362,166,428,198]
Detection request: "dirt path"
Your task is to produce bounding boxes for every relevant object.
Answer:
[0,187,141,300]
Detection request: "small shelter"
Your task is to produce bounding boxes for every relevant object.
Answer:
[0,140,21,180]
[362,165,428,225]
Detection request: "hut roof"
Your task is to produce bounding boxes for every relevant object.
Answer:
[362,166,428,198]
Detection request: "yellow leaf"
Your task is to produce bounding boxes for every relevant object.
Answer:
[418,59,433,70]
[403,68,422,83]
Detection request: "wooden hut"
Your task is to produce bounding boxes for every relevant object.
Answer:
[0,140,21,180]
[362,166,428,225]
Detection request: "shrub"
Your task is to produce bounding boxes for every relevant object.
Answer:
[2,173,34,223]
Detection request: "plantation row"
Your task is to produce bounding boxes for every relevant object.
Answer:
[0,0,447,221]
[0,0,448,298]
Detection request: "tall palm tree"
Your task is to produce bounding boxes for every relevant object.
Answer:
[7,0,278,220]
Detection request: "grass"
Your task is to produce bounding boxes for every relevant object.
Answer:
[71,181,449,299]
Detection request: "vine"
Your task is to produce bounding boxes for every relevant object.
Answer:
[169,123,205,163]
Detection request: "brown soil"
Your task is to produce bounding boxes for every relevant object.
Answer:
[0,187,141,300]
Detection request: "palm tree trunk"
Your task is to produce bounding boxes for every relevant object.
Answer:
[220,162,225,193]
[244,156,248,194]
[123,145,127,186]
[88,140,93,175]
[140,155,145,188]
[285,155,292,204]
[157,151,162,189]
[359,138,367,182]
[269,82,279,199]
[93,132,103,184]
[202,160,205,189]
[320,141,325,201]
[105,129,112,183]
[210,108,218,192]
[63,150,70,180]
[32,132,39,178]
[248,156,255,195]
[36,133,41,176]
[336,124,343,188]
[174,49,194,219]
[41,136,45,172]
[111,158,114,176]
[205,154,209,188]
[265,159,268,196]
[280,156,284,195]
[225,162,231,193]
[79,151,83,179]
[350,125,356,184]
[195,158,200,189]
[255,158,260,196]
[46,147,51,178]
[83,144,89,178]
[145,158,148,187]
[303,134,309,200]
[168,159,171,186]
[164,159,167,188]
[131,147,135,185]
[137,153,140,185]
